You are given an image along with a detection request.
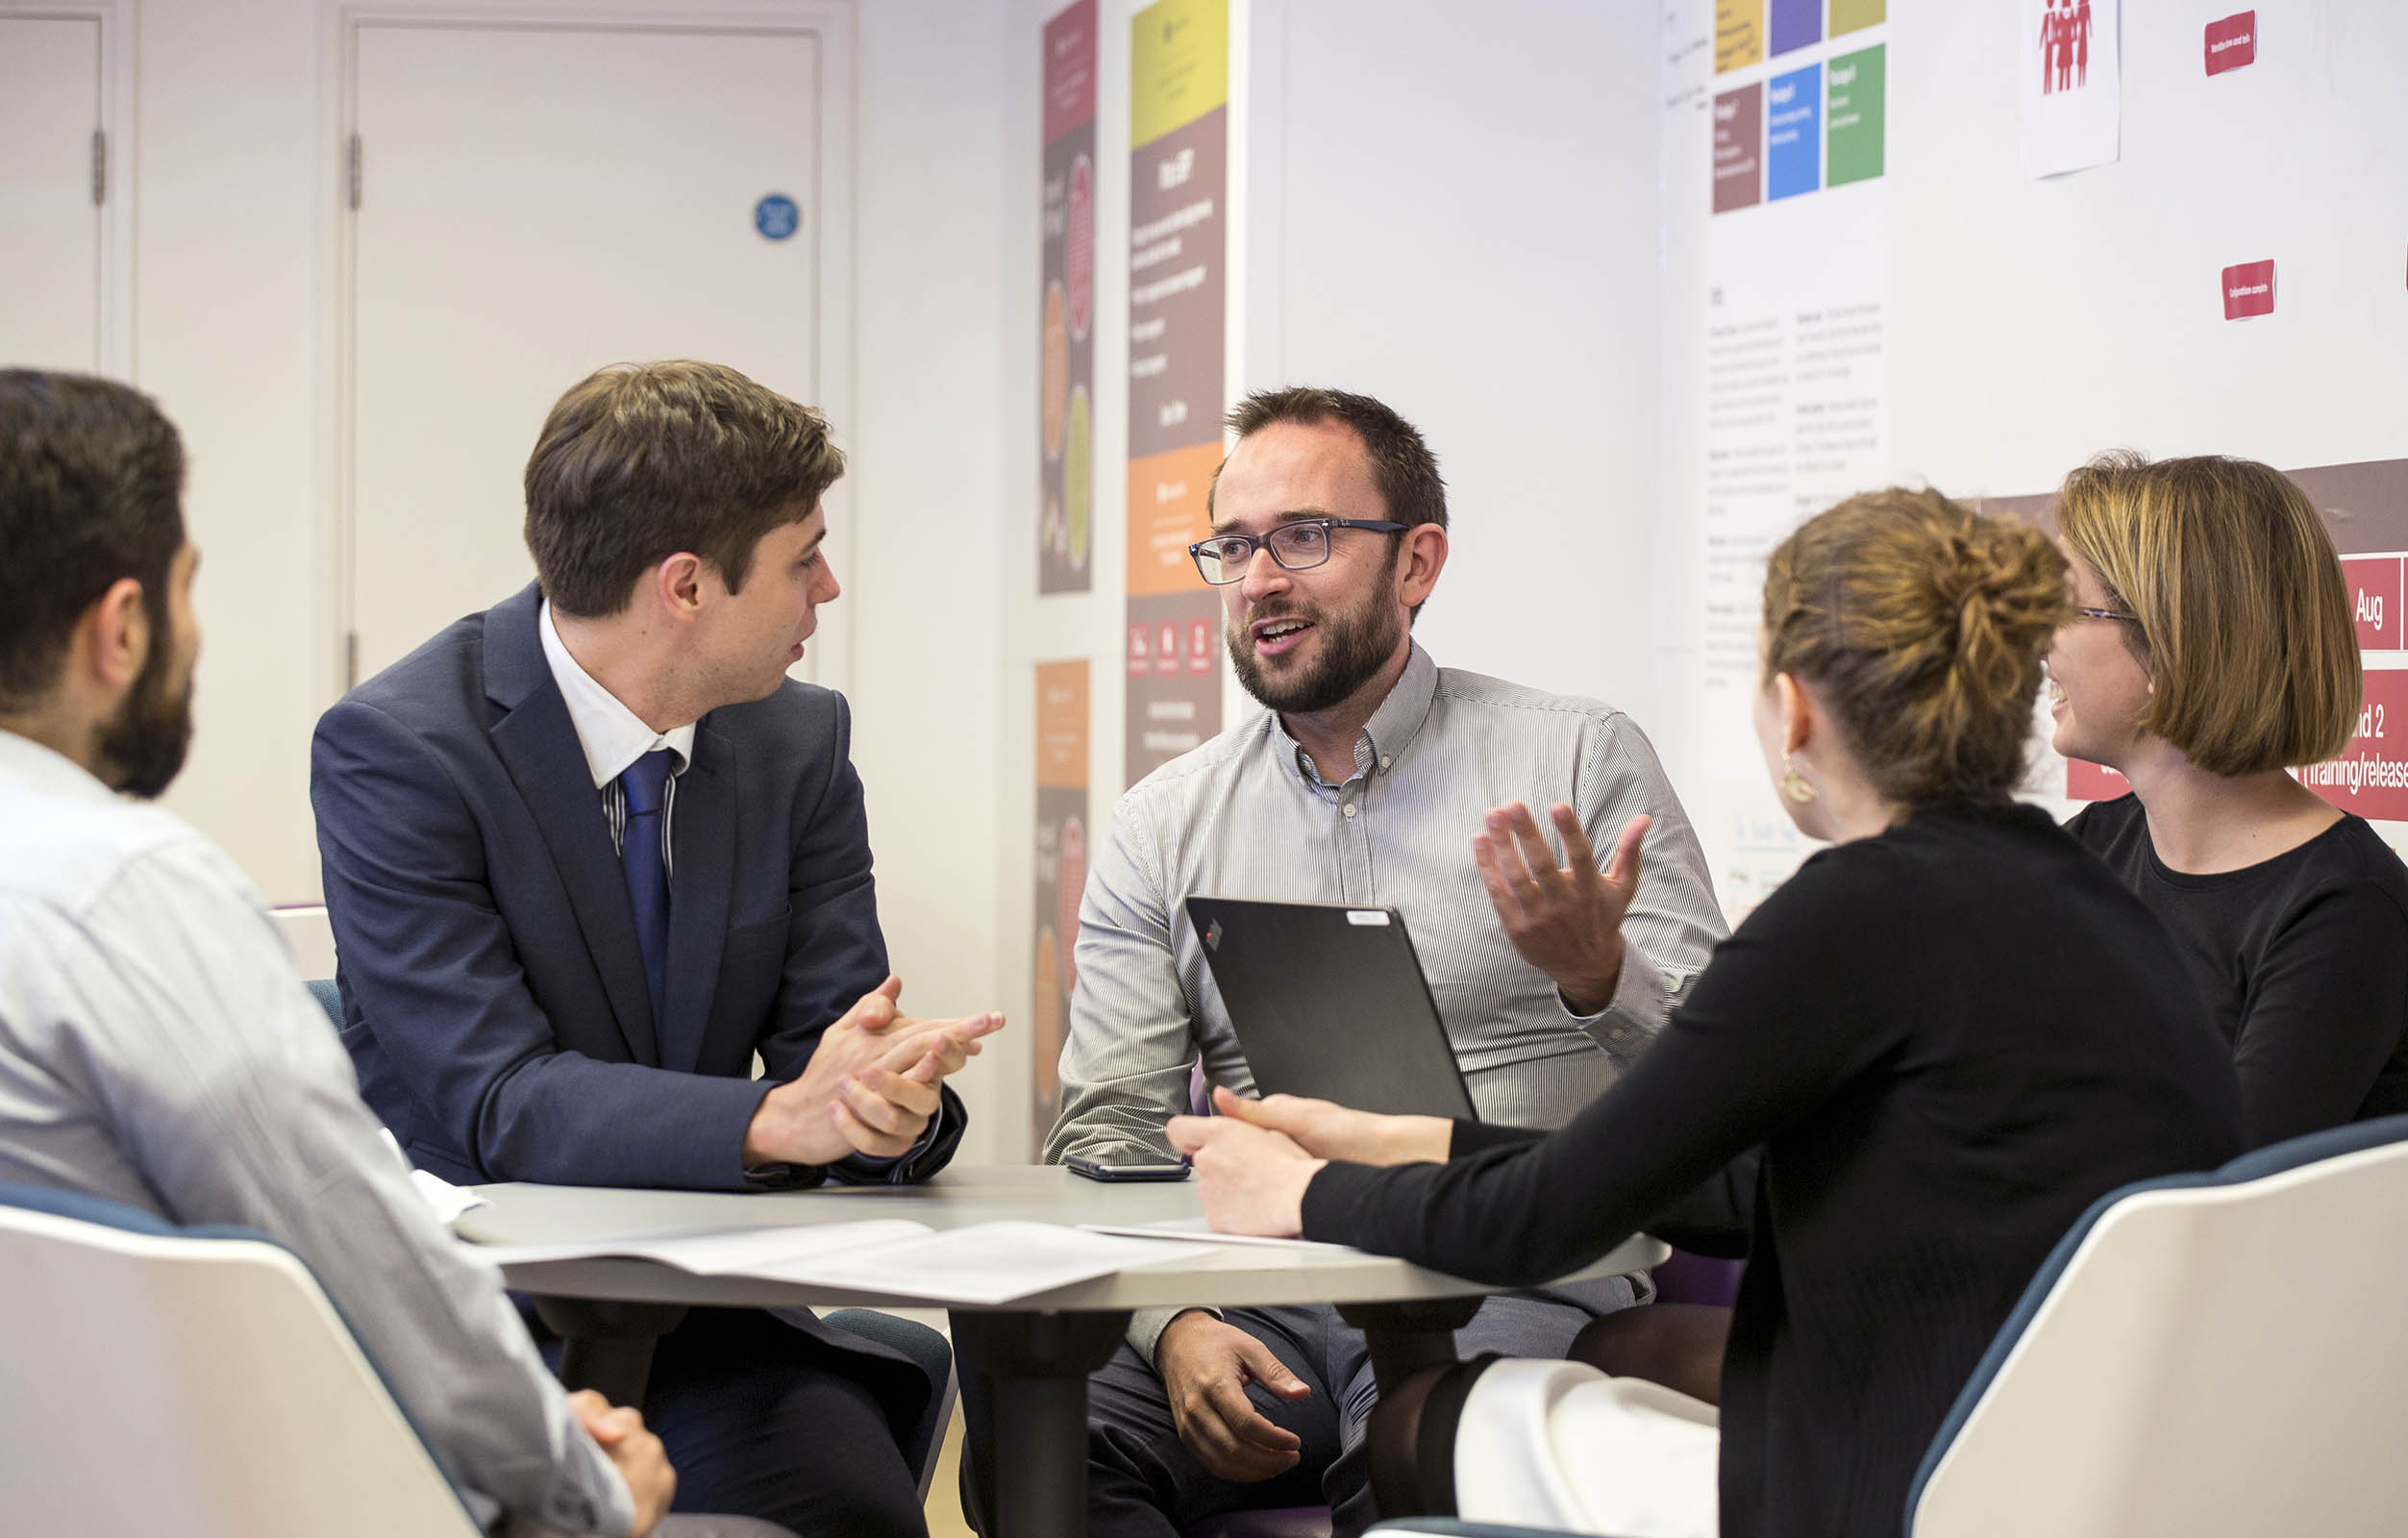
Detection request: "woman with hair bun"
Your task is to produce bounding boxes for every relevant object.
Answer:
[2049,453,2408,1149]
[1170,489,2243,1538]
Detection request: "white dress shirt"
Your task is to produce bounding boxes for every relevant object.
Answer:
[0,730,633,1535]
[540,600,694,868]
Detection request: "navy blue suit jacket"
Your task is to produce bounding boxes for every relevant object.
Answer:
[310,583,964,1192]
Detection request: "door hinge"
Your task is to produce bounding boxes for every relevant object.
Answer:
[90,129,106,206]
[347,133,362,211]
[344,630,360,690]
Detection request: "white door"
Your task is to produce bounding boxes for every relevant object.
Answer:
[0,16,102,371]
[346,20,831,683]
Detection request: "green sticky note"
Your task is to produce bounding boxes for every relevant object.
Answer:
[1830,0,1885,36]
[1826,43,1885,186]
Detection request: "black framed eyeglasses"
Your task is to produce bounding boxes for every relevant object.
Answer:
[2073,606,2141,625]
[1187,519,1407,584]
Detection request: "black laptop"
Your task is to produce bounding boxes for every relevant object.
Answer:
[1185,896,1477,1120]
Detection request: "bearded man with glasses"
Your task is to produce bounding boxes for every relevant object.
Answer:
[1012,385,1728,1538]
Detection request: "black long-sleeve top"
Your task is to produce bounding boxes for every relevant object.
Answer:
[2068,793,2408,1148]
[1303,805,2244,1538]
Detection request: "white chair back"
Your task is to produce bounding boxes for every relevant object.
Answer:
[0,1193,481,1538]
[1912,1119,2408,1537]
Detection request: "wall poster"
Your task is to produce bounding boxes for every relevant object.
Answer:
[1031,659,1090,1154]
[1695,2,1894,920]
[1040,0,1099,592]
[1124,0,1229,786]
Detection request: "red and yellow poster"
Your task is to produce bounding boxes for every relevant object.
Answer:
[1032,660,1090,1154]
[1040,0,1098,592]
[1125,0,1228,786]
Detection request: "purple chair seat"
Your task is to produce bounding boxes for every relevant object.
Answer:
[1184,1508,1334,1538]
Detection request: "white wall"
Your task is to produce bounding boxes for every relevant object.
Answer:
[1245,0,1669,728]
[847,0,1015,1163]
[137,0,331,905]
[1889,1,2408,490]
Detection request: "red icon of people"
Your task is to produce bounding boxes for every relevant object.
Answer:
[2039,0,2094,94]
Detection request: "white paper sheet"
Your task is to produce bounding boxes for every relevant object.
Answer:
[411,1169,491,1224]
[471,1218,932,1274]
[1081,1216,1357,1253]
[2020,0,2121,179]
[468,1219,1202,1304]
[743,1221,1204,1304]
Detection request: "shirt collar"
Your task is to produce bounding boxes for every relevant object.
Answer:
[1274,640,1441,789]
[538,600,696,789]
[0,728,121,805]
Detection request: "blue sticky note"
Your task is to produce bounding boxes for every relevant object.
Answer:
[1766,62,1822,201]
[754,194,801,240]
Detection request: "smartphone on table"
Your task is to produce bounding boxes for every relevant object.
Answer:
[1064,1154,1191,1182]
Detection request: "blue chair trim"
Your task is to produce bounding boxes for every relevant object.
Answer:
[305,977,344,1030]
[0,1180,484,1527]
[1902,1112,2408,1533]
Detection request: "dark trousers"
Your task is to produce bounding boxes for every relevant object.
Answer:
[962,1279,1636,1538]
[536,1304,931,1538]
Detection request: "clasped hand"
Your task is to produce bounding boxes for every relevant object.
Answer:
[1474,803,1651,1015]
[743,976,1004,1168]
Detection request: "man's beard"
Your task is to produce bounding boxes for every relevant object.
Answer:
[1226,580,1404,715]
[95,634,194,800]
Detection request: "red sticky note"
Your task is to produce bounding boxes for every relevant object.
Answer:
[2065,758,2128,804]
[2205,12,2256,75]
[2342,556,2403,651]
[2222,260,2274,319]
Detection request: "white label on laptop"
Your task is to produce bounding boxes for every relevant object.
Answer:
[1346,910,1390,926]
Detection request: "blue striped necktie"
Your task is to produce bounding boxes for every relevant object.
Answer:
[618,749,675,1036]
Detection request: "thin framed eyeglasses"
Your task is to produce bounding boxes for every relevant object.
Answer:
[2073,606,2141,624]
[1188,518,1407,584]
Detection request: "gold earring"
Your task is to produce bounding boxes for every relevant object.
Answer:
[1778,753,1818,805]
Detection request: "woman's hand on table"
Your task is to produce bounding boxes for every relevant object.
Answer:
[1203,1085,1451,1167]
[1167,1111,1325,1238]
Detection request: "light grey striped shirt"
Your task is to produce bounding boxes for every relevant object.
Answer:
[1050,646,1727,1354]
[0,731,632,1536]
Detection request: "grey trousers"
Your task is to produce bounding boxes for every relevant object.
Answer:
[1080,1275,1643,1538]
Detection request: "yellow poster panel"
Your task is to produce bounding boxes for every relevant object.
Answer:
[1715,0,1764,73]
[1131,0,1229,150]
[1035,660,1090,789]
[1830,0,1885,36]
[1127,440,1224,597]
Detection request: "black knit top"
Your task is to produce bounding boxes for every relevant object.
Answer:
[1303,805,2243,1538]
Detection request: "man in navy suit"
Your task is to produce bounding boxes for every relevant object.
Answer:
[312,360,1001,1536]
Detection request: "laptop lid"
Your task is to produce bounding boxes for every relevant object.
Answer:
[1185,896,1477,1121]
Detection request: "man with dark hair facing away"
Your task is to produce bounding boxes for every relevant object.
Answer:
[311,360,1002,1537]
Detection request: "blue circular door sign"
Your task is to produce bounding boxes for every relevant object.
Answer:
[754,194,801,241]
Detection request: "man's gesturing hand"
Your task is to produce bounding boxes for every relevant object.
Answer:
[1474,804,1651,1016]
[1153,1311,1313,1482]
[566,1389,674,1537]
[743,977,1005,1168]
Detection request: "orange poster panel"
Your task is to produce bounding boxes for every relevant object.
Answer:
[1127,439,1224,597]
[1035,659,1090,788]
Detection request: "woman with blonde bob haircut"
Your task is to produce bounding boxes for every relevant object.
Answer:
[1171,490,2241,1538]
[2051,453,2408,1149]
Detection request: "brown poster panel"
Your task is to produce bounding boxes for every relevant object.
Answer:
[1040,0,1098,592]
[1126,0,1229,788]
[1031,659,1090,1154]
